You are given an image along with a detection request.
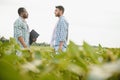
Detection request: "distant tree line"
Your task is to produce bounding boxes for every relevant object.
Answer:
[0,36,50,47]
[31,42,50,47]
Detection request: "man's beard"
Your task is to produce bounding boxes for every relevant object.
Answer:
[55,13,60,17]
[23,15,28,19]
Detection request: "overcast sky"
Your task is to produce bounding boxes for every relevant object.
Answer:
[0,0,120,47]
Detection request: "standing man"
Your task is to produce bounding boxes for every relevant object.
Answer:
[51,6,69,52]
[14,7,30,48]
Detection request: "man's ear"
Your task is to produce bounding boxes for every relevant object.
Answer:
[20,14,23,17]
[60,11,63,15]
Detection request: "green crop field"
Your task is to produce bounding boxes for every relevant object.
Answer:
[0,38,120,80]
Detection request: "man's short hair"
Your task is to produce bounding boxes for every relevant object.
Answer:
[56,5,64,14]
[18,7,25,15]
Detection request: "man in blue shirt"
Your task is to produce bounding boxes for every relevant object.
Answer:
[14,7,30,48]
[51,6,69,52]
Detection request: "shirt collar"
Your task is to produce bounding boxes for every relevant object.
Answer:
[59,15,64,19]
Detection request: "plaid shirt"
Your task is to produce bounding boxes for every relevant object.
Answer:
[14,17,30,48]
[51,16,69,51]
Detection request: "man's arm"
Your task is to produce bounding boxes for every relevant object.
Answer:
[57,21,67,51]
[59,41,64,50]
[15,20,28,48]
[18,36,27,48]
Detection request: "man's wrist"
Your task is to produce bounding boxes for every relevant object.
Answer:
[59,41,64,50]
[23,44,27,48]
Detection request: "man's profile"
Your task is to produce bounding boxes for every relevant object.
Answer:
[14,7,30,48]
[51,5,69,53]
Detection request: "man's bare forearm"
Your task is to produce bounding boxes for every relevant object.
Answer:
[18,36,27,48]
[59,41,64,50]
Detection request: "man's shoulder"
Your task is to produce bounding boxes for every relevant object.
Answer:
[60,16,66,21]
[13,18,23,27]
[14,18,22,26]
[59,16,69,25]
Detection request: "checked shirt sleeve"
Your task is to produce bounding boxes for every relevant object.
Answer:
[56,20,67,42]
[14,20,23,38]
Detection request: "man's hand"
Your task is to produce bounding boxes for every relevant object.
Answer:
[18,36,27,48]
[32,38,36,42]
[23,45,27,48]
[59,41,64,51]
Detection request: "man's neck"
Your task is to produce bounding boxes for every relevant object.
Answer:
[58,15,63,18]
[19,15,25,19]
[20,16,26,22]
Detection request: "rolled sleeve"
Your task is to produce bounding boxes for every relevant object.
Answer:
[14,21,22,37]
[16,26,22,37]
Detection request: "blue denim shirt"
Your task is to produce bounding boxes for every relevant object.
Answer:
[54,16,69,51]
[14,17,30,48]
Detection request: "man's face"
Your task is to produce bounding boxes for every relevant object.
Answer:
[22,9,28,19]
[54,8,62,17]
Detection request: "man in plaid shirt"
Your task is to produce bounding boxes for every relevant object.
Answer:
[51,6,69,53]
[14,7,30,48]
